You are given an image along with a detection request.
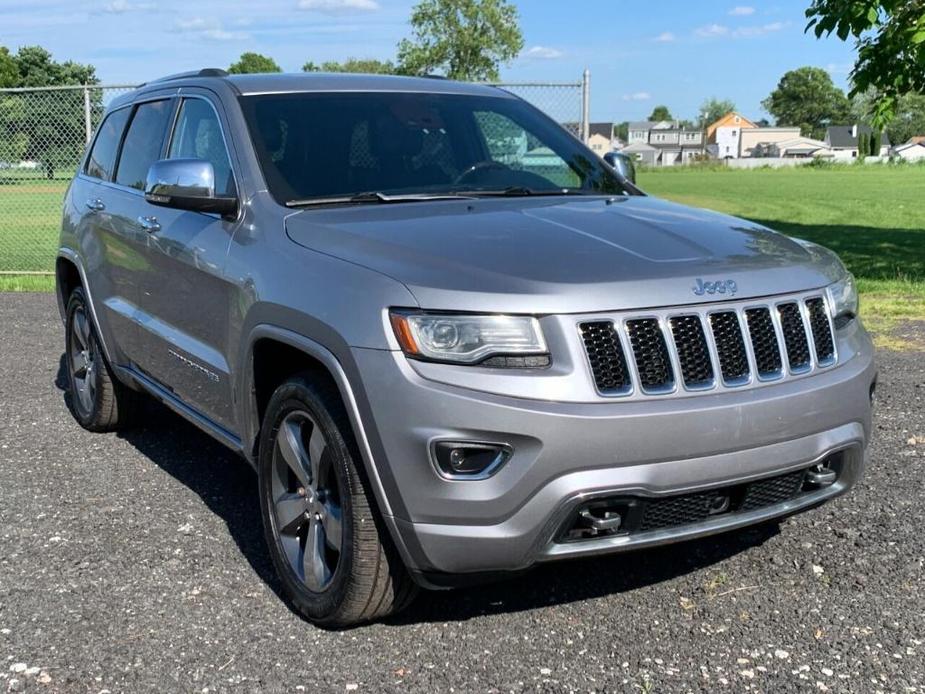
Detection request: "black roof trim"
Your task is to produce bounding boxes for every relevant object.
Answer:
[140,68,229,87]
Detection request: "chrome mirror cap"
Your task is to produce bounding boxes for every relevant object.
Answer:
[603,151,636,184]
[144,159,236,217]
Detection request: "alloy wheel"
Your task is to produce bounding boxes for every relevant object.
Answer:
[69,306,97,415]
[271,410,344,591]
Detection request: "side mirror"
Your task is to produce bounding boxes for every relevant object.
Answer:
[144,159,237,217]
[603,151,636,184]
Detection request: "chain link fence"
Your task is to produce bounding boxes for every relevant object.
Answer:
[0,77,586,275]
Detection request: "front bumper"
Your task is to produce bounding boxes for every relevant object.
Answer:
[352,322,875,579]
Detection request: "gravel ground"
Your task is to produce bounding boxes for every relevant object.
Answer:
[1,292,923,693]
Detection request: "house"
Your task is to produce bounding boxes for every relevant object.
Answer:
[706,112,758,159]
[757,136,834,159]
[824,125,890,160]
[739,127,801,158]
[587,122,617,153]
[627,121,660,145]
[893,141,925,161]
[620,141,659,167]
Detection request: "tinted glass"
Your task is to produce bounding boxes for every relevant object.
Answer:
[239,92,629,203]
[115,100,172,190]
[168,99,235,197]
[85,107,130,181]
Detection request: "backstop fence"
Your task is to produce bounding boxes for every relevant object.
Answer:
[0,74,587,275]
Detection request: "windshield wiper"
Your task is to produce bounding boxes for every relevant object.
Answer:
[463,186,600,198]
[285,191,476,208]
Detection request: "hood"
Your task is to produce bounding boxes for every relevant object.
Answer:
[285,195,844,314]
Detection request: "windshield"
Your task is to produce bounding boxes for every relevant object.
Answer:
[238,91,633,205]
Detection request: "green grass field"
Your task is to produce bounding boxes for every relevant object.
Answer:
[638,165,925,347]
[1,165,923,344]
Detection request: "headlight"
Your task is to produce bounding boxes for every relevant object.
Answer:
[827,274,858,327]
[389,311,548,365]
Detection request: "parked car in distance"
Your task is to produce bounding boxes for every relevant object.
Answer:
[57,69,876,627]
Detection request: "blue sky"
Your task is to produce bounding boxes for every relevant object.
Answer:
[0,0,858,122]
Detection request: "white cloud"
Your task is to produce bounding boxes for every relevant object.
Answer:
[728,6,756,16]
[297,0,379,13]
[622,92,651,101]
[103,0,154,12]
[524,45,564,59]
[695,23,729,37]
[654,32,675,42]
[175,17,248,41]
[733,21,788,37]
[826,62,852,75]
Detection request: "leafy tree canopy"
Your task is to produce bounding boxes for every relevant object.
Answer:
[647,105,673,121]
[396,0,524,81]
[761,66,851,138]
[700,97,736,126]
[228,52,282,75]
[303,58,398,74]
[0,47,17,88]
[806,0,925,127]
[853,87,925,143]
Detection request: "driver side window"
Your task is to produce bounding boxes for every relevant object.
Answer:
[168,98,235,197]
[473,111,580,188]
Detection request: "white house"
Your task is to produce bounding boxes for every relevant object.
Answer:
[893,141,925,161]
[825,125,890,160]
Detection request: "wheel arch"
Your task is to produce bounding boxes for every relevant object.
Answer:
[241,325,423,572]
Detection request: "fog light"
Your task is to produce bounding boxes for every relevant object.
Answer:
[432,441,512,479]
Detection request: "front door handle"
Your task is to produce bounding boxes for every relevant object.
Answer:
[137,215,161,234]
[85,198,105,211]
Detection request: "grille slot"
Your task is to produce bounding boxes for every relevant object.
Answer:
[577,293,834,398]
[709,311,750,384]
[745,307,783,378]
[579,321,631,395]
[625,319,674,392]
[740,470,806,511]
[778,303,811,372]
[669,315,714,388]
[805,297,835,365]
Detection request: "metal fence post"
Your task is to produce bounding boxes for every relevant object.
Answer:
[83,86,92,144]
[581,69,590,144]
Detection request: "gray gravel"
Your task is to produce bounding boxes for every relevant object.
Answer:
[1,292,923,693]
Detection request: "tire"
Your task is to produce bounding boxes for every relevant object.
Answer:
[64,286,140,432]
[257,375,417,627]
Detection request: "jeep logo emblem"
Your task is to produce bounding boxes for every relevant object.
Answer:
[693,278,738,296]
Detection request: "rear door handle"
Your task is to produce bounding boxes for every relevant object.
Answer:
[85,198,105,211]
[137,215,161,234]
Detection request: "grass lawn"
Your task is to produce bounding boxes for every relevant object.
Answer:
[639,165,925,348]
[0,174,69,287]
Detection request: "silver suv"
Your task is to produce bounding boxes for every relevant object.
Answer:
[57,69,876,627]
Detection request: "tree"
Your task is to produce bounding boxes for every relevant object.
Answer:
[0,46,98,178]
[647,105,673,122]
[870,129,882,155]
[396,0,524,81]
[302,58,397,74]
[857,131,869,157]
[0,46,17,88]
[806,0,925,127]
[228,52,282,75]
[761,66,851,138]
[700,97,736,127]
[613,121,629,142]
[855,90,925,144]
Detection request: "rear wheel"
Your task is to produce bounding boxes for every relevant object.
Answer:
[258,376,417,627]
[65,287,139,431]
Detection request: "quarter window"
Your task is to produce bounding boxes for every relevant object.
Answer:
[168,99,235,197]
[85,108,130,181]
[114,99,173,191]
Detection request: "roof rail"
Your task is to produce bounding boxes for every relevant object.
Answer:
[140,68,229,87]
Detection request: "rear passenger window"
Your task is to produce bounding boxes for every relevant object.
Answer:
[85,108,130,181]
[168,99,235,197]
[114,100,173,191]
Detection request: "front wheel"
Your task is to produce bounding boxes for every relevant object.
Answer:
[257,376,416,627]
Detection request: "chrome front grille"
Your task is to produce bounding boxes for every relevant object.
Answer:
[579,292,837,398]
